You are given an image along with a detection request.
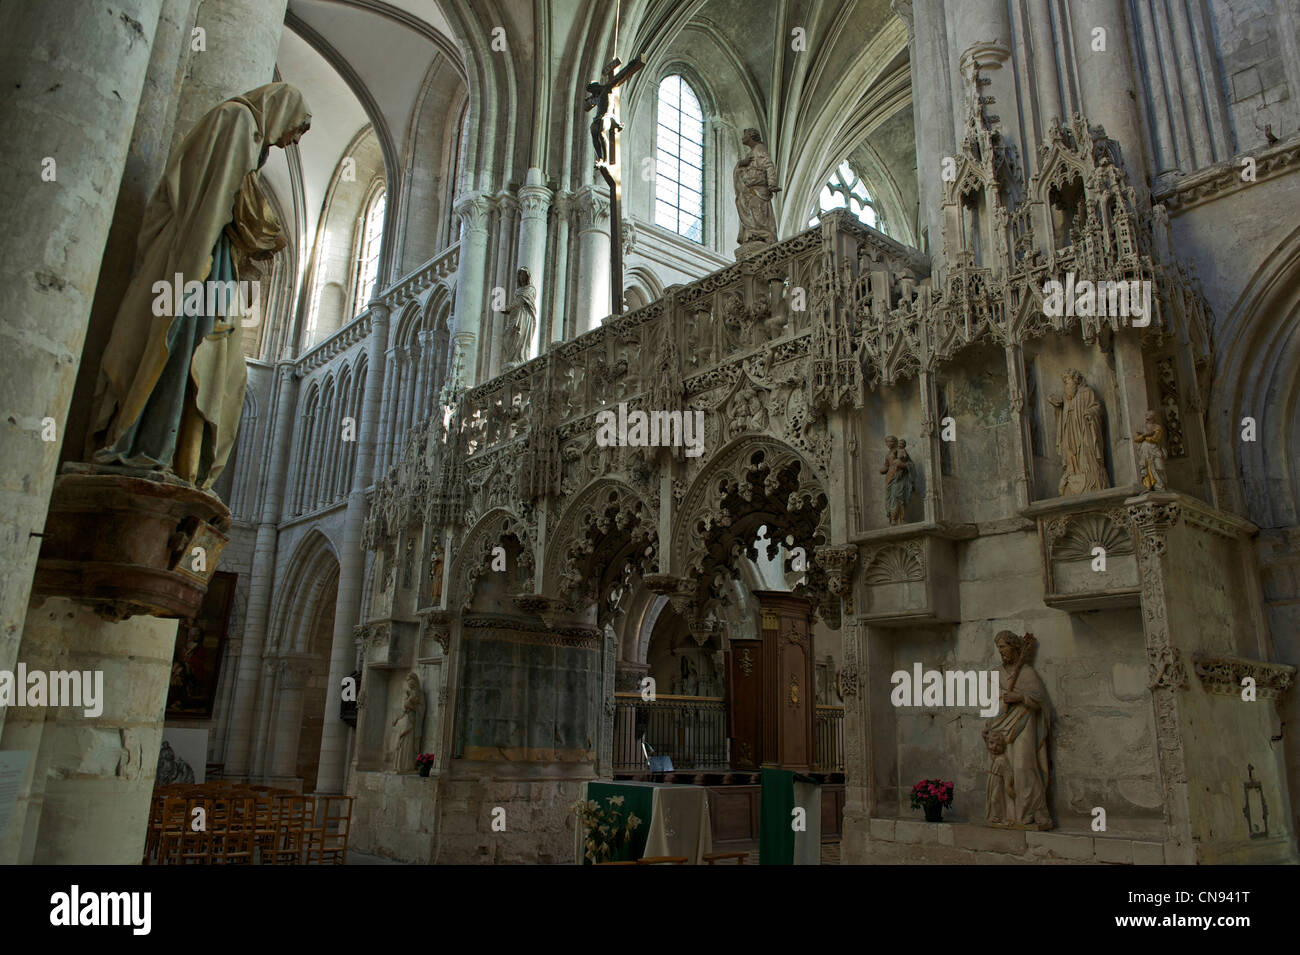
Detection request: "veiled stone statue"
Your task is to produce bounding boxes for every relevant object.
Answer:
[983,631,1052,830]
[498,267,537,368]
[90,83,311,489]
[1048,369,1109,495]
[733,128,780,258]
[390,672,425,772]
[1133,409,1168,491]
[881,435,914,524]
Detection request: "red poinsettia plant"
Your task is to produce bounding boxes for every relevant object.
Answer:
[910,778,954,810]
[415,753,436,766]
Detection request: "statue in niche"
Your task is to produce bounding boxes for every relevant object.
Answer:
[498,267,537,369]
[733,128,780,258]
[881,435,914,524]
[1048,369,1109,495]
[89,84,311,489]
[390,672,425,772]
[982,631,1052,830]
[429,545,445,603]
[1133,409,1168,491]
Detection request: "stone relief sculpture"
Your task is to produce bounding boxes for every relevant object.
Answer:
[1048,369,1109,495]
[983,631,1052,830]
[89,83,311,489]
[733,128,780,259]
[390,672,425,772]
[1133,409,1168,491]
[880,435,914,524]
[498,267,537,369]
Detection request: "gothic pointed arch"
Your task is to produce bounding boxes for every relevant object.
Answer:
[543,478,659,616]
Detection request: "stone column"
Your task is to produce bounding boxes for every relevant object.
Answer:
[549,192,575,343]
[414,330,433,419]
[517,167,553,359]
[315,302,389,794]
[376,348,398,471]
[249,657,279,778]
[488,193,520,379]
[1067,0,1150,192]
[0,0,165,720]
[452,194,493,387]
[0,600,178,864]
[169,0,289,149]
[222,362,299,777]
[892,0,954,263]
[575,185,611,335]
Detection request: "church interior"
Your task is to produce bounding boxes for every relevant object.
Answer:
[2,0,1299,868]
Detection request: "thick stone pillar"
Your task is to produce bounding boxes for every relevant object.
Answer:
[1067,0,1150,192]
[0,600,177,864]
[452,194,493,387]
[575,186,611,335]
[221,362,298,777]
[892,0,954,264]
[170,0,289,148]
[315,302,389,793]
[0,0,164,723]
[517,168,553,359]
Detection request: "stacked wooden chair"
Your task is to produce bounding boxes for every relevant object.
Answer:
[144,783,354,865]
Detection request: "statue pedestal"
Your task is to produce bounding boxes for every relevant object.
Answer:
[735,240,770,261]
[32,466,231,621]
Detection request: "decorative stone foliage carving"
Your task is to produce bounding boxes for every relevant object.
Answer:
[1194,656,1296,700]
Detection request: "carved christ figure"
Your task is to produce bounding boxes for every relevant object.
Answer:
[584,53,646,165]
[983,631,1052,829]
[90,83,310,488]
[1048,369,1109,495]
[734,128,780,253]
[498,267,537,368]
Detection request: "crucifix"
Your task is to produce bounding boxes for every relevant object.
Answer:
[585,50,645,317]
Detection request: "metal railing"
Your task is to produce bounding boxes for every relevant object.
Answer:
[814,706,845,772]
[613,694,727,773]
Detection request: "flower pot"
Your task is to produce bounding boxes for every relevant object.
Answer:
[924,802,944,823]
[418,763,432,777]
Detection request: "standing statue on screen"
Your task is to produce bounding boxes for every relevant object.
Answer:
[498,267,538,369]
[89,83,311,489]
[391,672,425,772]
[733,128,780,258]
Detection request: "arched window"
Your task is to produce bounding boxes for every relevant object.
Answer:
[655,75,704,243]
[354,187,386,314]
[809,160,887,235]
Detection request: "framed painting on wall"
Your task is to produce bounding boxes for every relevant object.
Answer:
[165,570,237,719]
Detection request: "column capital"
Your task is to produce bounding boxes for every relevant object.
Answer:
[518,183,554,221]
[575,185,611,232]
[453,192,493,235]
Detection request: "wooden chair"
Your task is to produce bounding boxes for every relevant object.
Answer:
[636,856,688,865]
[702,851,749,865]
[594,861,638,865]
[262,794,315,864]
[211,796,256,865]
[304,795,353,865]
[157,796,211,865]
